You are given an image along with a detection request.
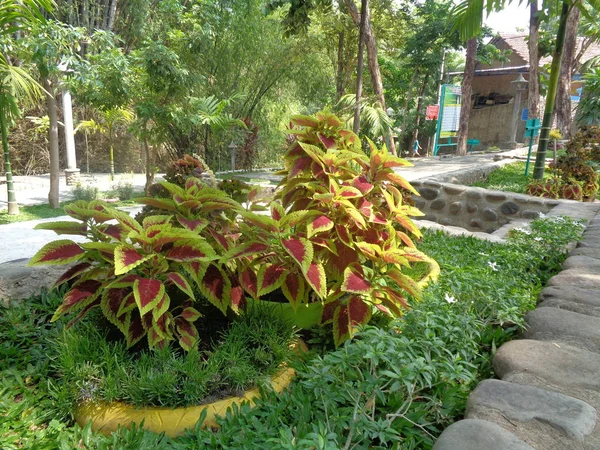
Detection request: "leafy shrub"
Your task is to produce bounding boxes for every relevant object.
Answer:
[71,182,99,201]
[31,112,437,349]
[527,127,600,201]
[112,180,135,200]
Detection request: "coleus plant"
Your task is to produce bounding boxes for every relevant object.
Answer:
[266,111,439,346]
[28,199,222,351]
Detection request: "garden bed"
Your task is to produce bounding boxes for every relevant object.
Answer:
[0,215,584,449]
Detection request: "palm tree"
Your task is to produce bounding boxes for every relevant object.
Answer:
[97,107,135,180]
[452,0,600,179]
[0,0,54,214]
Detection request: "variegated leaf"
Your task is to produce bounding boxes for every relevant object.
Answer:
[114,245,152,275]
[29,240,84,266]
[167,272,195,299]
[34,221,87,236]
[52,280,102,322]
[282,238,313,273]
[133,278,165,316]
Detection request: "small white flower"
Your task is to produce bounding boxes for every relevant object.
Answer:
[538,213,547,219]
[514,227,531,235]
[487,261,498,271]
[478,252,489,256]
[444,293,457,304]
[534,236,543,242]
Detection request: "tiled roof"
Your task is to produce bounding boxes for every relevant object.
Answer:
[491,32,600,67]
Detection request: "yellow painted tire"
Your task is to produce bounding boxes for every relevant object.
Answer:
[75,341,307,437]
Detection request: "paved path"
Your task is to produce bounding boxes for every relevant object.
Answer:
[0,148,531,265]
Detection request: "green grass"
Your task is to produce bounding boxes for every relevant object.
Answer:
[53,305,297,408]
[0,216,585,449]
[471,161,551,193]
[0,198,141,225]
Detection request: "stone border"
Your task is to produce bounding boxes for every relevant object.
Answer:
[434,202,600,450]
[410,180,561,233]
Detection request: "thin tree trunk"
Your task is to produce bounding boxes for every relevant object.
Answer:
[109,126,115,179]
[400,71,418,155]
[457,38,477,156]
[353,0,367,134]
[528,0,540,120]
[143,136,154,194]
[556,6,580,138]
[44,76,60,208]
[0,95,19,214]
[336,31,345,103]
[344,0,396,155]
[533,1,571,179]
[102,0,110,29]
[107,0,118,31]
[411,74,430,150]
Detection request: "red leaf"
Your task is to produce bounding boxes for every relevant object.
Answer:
[240,267,258,298]
[226,242,268,260]
[304,262,326,298]
[358,200,373,218]
[177,216,208,232]
[165,240,216,262]
[336,225,352,246]
[318,133,336,149]
[66,298,100,328]
[282,272,305,310]
[230,286,246,312]
[180,306,202,322]
[352,176,373,194]
[333,304,350,347]
[270,202,285,221]
[307,215,334,238]
[199,264,230,314]
[257,264,286,296]
[114,245,151,275]
[282,238,313,273]
[133,278,165,316]
[348,295,371,327]
[127,313,146,347]
[321,298,340,325]
[52,280,102,321]
[167,272,195,299]
[342,266,372,294]
[53,262,92,289]
[29,240,84,266]
[98,224,125,240]
[290,156,312,178]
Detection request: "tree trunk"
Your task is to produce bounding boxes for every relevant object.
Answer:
[143,136,154,194]
[533,1,571,179]
[555,6,580,138]
[344,0,396,155]
[353,0,367,134]
[44,76,60,208]
[400,71,417,155]
[0,95,19,214]
[457,38,477,156]
[107,0,118,31]
[109,126,115,180]
[336,31,345,103]
[528,0,540,120]
[411,74,430,150]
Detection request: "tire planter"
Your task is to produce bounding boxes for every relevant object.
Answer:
[74,340,307,437]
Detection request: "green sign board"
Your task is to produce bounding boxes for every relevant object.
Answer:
[439,85,462,138]
[525,118,541,129]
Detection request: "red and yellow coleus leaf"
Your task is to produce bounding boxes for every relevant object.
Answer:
[198,264,231,314]
[34,221,87,236]
[126,313,145,347]
[64,200,113,223]
[270,202,285,221]
[342,265,372,294]
[387,268,421,299]
[167,272,195,299]
[306,215,333,238]
[176,216,208,233]
[175,317,199,351]
[137,197,179,213]
[133,278,165,316]
[257,264,286,297]
[101,287,131,331]
[352,176,373,194]
[382,172,419,195]
[114,245,152,275]
[180,306,202,322]
[152,293,171,321]
[240,211,278,232]
[394,214,422,239]
[51,280,102,322]
[281,272,306,311]
[304,262,326,299]
[240,267,259,299]
[291,114,319,128]
[282,238,313,273]
[97,224,126,241]
[332,296,372,347]
[223,242,268,261]
[165,239,216,262]
[53,262,92,289]
[29,240,84,266]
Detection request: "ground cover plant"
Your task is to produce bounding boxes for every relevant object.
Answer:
[471,161,546,194]
[0,214,584,449]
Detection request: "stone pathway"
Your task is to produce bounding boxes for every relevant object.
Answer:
[434,205,600,450]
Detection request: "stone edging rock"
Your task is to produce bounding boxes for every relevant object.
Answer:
[434,203,600,450]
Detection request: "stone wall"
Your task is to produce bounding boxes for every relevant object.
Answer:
[411,180,559,233]
[468,102,527,147]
